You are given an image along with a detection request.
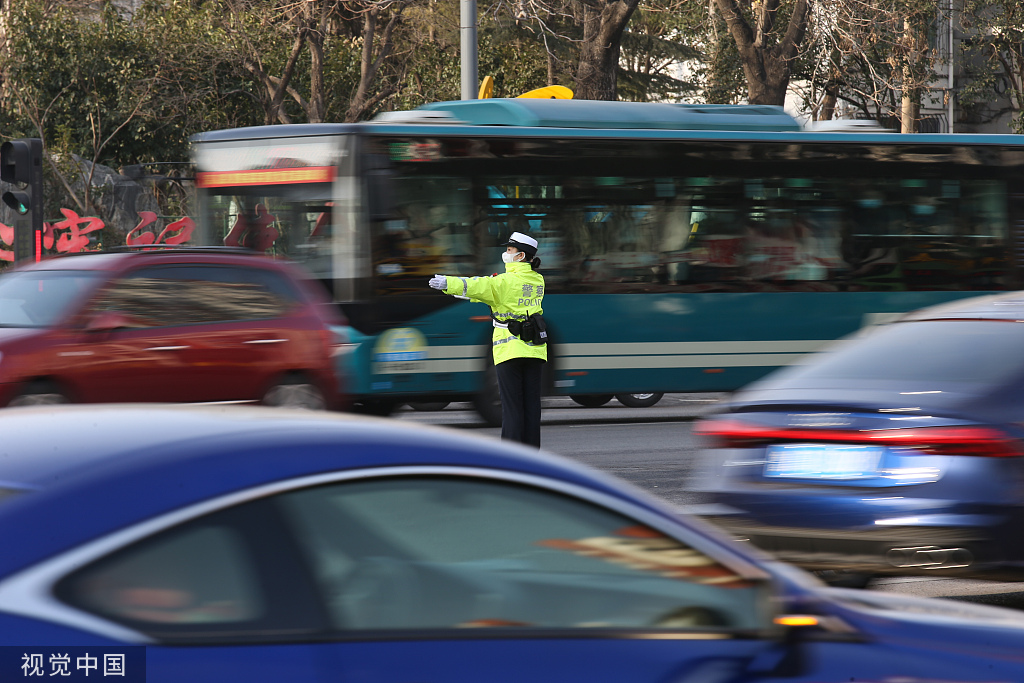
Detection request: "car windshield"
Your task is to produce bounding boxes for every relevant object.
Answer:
[0,270,100,327]
[765,320,1024,392]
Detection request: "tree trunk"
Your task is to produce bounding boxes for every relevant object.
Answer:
[900,19,919,133]
[0,0,9,106]
[307,29,326,123]
[713,0,810,106]
[574,0,640,100]
[743,62,790,105]
[265,31,305,125]
[345,7,405,122]
[818,90,836,120]
[428,0,435,43]
[817,70,842,120]
[546,40,556,86]
[346,8,379,122]
[300,0,327,124]
[901,92,918,133]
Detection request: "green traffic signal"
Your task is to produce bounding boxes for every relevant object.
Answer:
[1,190,30,215]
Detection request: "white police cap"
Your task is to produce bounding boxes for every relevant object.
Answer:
[502,231,538,256]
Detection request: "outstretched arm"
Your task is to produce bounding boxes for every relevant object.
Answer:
[429,274,503,307]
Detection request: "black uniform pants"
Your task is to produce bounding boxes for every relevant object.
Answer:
[495,357,545,448]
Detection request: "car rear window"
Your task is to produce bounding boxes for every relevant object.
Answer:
[773,320,1024,389]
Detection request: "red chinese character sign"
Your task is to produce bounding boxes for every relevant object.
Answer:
[0,210,196,261]
[126,211,195,246]
[223,204,279,252]
[47,209,103,253]
[0,224,11,262]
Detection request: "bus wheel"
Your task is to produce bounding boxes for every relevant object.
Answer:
[409,401,451,411]
[352,398,399,417]
[570,395,613,408]
[615,392,664,408]
[473,357,502,427]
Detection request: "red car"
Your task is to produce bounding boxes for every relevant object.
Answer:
[0,248,346,409]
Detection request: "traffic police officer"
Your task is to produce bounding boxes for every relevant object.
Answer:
[429,232,546,447]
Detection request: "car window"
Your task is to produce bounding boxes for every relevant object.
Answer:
[277,476,766,632]
[228,265,303,304]
[89,264,297,327]
[0,270,99,327]
[767,319,1024,390]
[56,500,328,642]
[64,525,263,626]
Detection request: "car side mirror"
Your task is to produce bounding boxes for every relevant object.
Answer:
[741,614,820,678]
[85,311,134,332]
[746,612,857,678]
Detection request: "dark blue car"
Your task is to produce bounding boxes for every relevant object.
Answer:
[1,404,1024,682]
[698,291,1024,587]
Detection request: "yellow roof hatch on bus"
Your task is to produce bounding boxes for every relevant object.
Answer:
[516,85,574,99]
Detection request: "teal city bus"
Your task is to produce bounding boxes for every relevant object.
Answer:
[190,98,1024,424]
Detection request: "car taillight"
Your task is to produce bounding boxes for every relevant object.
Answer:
[694,416,1023,457]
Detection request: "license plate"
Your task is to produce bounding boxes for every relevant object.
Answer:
[764,444,883,480]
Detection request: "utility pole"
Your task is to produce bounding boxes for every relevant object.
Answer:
[947,0,955,133]
[901,18,919,134]
[460,0,478,100]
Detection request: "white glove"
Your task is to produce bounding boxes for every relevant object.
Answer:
[429,275,448,290]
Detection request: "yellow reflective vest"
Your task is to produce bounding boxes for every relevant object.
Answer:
[444,261,547,365]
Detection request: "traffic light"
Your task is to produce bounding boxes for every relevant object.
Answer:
[0,139,43,261]
[2,189,29,215]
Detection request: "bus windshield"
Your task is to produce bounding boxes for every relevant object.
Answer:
[204,185,335,277]
[193,132,347,287]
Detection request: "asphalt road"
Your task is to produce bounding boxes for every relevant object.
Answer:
[394,394,1024,611]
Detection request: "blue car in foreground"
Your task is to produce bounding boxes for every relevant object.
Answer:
[0,405,1023,682]
[697,291,1024,586]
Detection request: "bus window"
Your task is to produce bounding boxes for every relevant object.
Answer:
[371,177,475,296]
[372,167,1011,295]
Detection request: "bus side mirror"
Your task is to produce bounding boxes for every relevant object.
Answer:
[366,169,398,221]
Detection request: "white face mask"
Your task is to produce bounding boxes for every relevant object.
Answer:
[501,251,522,264]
